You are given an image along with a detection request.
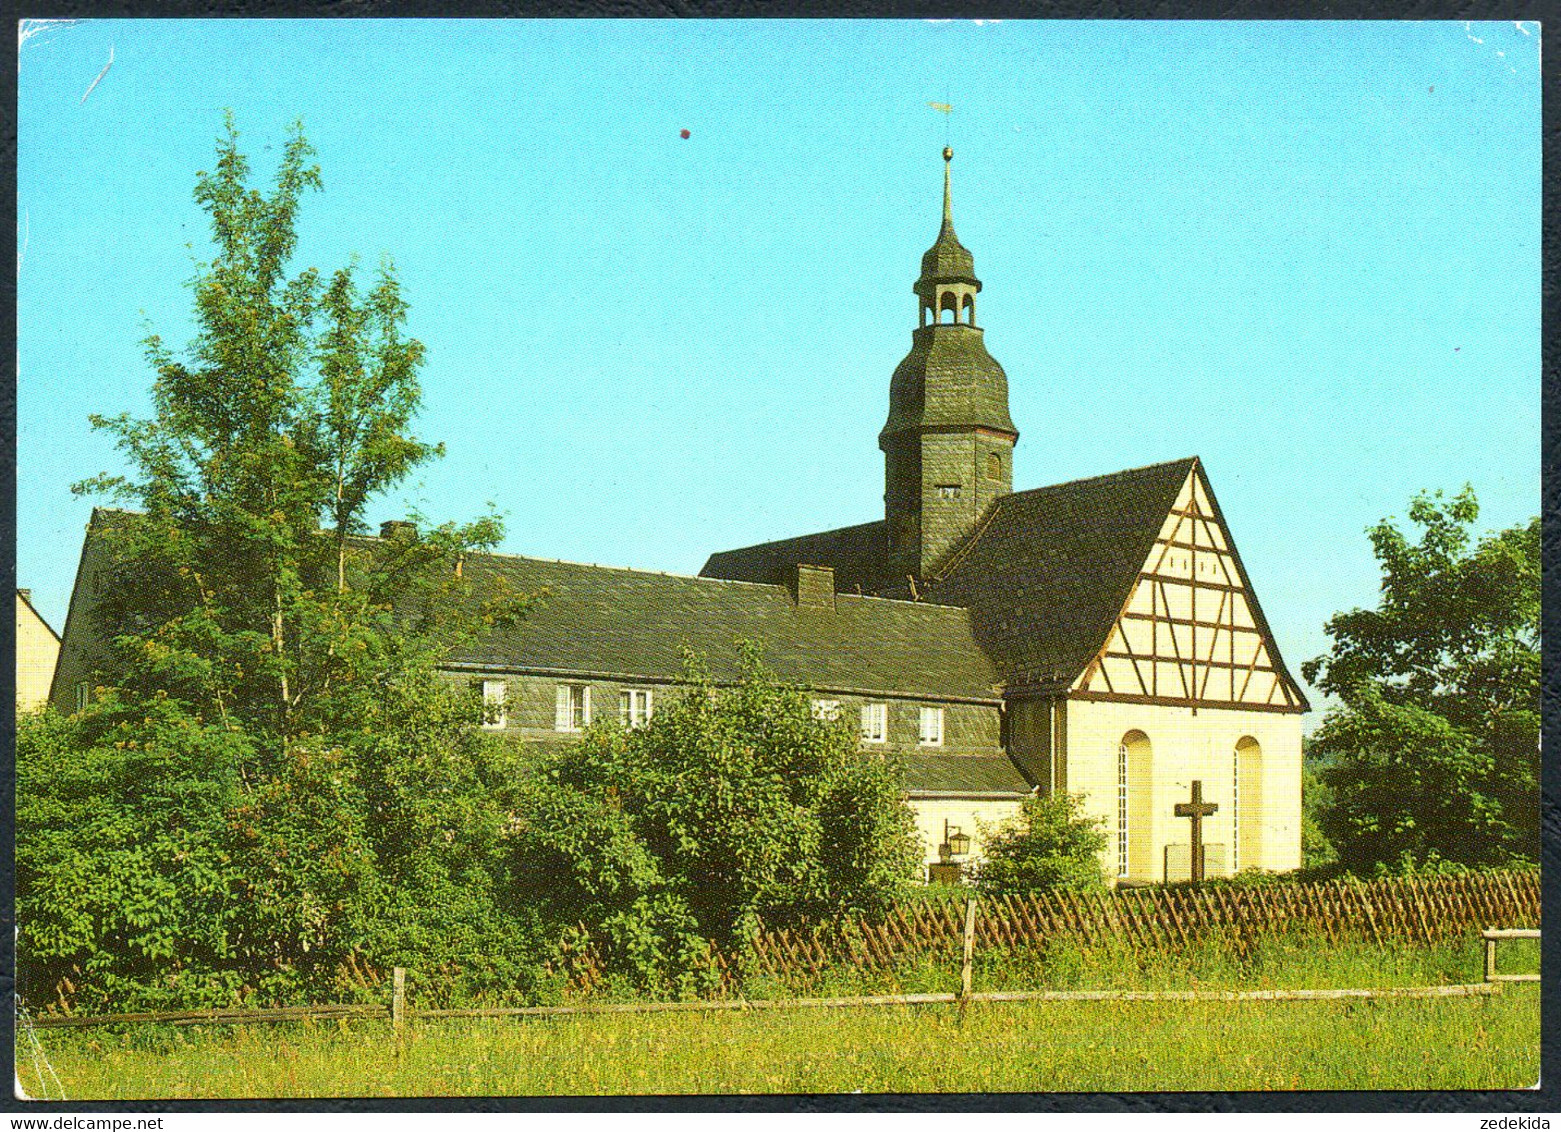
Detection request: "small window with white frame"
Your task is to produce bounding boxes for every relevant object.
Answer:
[811,698,841,722]
[860,702,887,744]
[481,679,507,730]
[620,688,653,728]
[555,683,591,732]
[918,706,944,746]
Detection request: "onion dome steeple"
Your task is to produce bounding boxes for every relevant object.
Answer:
[881,147,1020,581]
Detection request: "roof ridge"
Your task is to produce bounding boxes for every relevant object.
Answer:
[1008,456,1198,501]
[706,517,884,557]
[472,547,774,584]
[475,546,970,612]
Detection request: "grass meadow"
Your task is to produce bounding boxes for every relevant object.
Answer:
[17,934,1539,1098]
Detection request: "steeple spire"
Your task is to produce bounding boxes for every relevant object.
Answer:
[918,148,978,310]
[942,145,954,227]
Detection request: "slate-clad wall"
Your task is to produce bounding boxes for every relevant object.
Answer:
[49,522,117,711]
[918,433,1014,575]
[454,671,1003,755]
[883,438,921,579]
[1006,696,1056,791]
[920,433,982,571]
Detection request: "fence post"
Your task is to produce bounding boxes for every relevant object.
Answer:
[960,896,977,1003]
[392,967,407,1040]
[1483,932,1497,983]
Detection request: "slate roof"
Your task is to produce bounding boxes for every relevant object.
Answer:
[699,520,894,594]
[919,150,978,286]
[898,752,1032,795]
[451,552,1002,702]
[916,458,1198,687]
[920,214,976,284]
[881,325,1016,439]
[703,458,1204,690]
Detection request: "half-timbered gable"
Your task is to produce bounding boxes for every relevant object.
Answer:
[1076,460,1308,714]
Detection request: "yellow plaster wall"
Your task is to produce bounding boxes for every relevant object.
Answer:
[1063,699,1301,883]
[908,796,1026,875]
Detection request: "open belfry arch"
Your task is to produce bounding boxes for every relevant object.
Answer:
[1078,461,1306,713]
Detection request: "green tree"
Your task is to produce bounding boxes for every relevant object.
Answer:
[970,792,1108,896]
[75,114,521,747]
[1299,750,1338,871]
[1301,488,1538,873]
[509,649,922,992]
[19,117,537,1011]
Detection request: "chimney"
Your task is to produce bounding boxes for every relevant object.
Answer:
[793,564,836,611]
[380,520,416,540]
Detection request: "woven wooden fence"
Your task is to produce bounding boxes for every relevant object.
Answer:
[740,871,1540,982]
[26,872,1537,1027]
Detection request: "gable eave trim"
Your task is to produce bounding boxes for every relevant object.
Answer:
[905,789,1035,801]
[1067,689,1306,715]
[1189,463,1313,713]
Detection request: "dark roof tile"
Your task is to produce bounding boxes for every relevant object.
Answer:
[898,752,1032,795]
[453,553,1001,701]
[700,520,894,594]
[918,458,1198,685]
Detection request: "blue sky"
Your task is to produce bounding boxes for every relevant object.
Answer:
[17,19,1541,712]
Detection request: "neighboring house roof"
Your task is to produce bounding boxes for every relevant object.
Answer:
[16,589,61,644]
[450,552,1003,703]
[918,458,1200,687]
[699,520,893,594]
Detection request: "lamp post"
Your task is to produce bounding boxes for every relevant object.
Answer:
[931,819,972,885]
[940,819,971,863]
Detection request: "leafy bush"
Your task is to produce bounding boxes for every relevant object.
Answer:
[970,792,1108,896]
[508,647,922,993]
[16,675,551,1013]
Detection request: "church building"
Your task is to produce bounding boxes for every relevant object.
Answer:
[51,148,1308,884]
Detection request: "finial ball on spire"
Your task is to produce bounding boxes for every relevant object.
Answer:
[944,146,953,162]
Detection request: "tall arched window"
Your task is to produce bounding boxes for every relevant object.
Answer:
[940,291,959,323]
[1117,740,1129,878]
[962,294,975,324]
[1117,731,1152,881]
[1231,744,1241,872]
[1235,736,1263,872]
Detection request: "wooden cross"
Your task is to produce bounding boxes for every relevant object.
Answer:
[1174,779,1219,883]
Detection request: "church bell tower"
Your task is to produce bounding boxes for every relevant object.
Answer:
[881,148,1018,581]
